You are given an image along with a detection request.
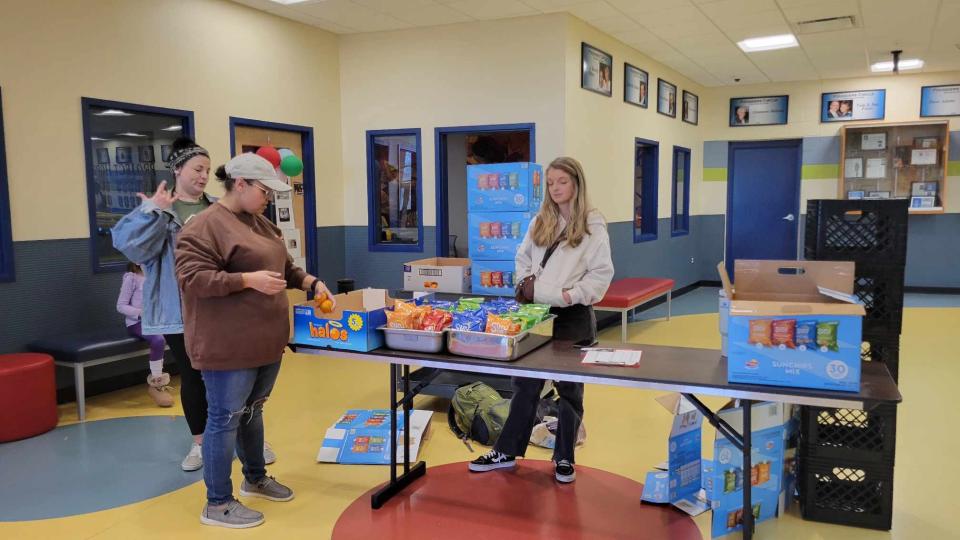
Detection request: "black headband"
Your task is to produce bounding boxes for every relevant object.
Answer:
[167,145,209,170]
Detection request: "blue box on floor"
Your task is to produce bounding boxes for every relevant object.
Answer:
[719,260,865,392]
[467,212,532,260]
[467,162,543,212]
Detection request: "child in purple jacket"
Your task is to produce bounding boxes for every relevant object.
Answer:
[118,263,172,407]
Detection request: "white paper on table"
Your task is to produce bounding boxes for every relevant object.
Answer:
[844,158,863,178]
[865,158,886,179]
[581,349,641,366]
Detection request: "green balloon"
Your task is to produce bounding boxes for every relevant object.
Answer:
[280,154,303,176]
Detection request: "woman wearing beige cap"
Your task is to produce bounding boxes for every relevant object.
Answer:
[175,152,334,528]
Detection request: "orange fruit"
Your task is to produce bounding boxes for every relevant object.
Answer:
[320,299,334,313]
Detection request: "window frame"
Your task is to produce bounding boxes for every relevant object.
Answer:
[633,137,659,243]
[671,145,691,237]
[0,87,13,281]
[365,128,424,253]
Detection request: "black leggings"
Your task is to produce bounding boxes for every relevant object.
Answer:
[164,333,208,436]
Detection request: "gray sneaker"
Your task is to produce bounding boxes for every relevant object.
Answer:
[240,476,294,502]
[200,499,264,529]
[181,443,202,472]
[264,441,276,465]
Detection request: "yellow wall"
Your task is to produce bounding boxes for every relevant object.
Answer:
[563,16,707,223]
[698,71,960,215]
[338,14,568,227]
[0,0,343,241]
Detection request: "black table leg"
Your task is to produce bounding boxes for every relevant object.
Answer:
[742,399,754,540]
[371,362,426,509]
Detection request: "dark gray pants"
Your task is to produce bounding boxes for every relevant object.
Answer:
[494,304,596,463]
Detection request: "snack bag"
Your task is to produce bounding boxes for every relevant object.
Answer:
[452,312,485,331]
[748,319,773,347]
[420,310,452,331]
[816,321,840,352]
[428,300,455,312]
[485,314,522,336]
[771,319,797,349]
[393,300,417,314]
[518,303,551,323]
[795,320,817,349]
[385,309,415,329]
[505,313,538,331]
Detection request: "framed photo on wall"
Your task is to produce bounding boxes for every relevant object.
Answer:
[581,42,613,97]
[115,146,131,164]
[729,95,788,126]
[821,89,885,122]
[682,90,698,125]
[623,63,648,108]
[657,78,677,118]
[95,147,110,165]
[138,145,154,163]
[920,84,960,117]
[160,144,172,163]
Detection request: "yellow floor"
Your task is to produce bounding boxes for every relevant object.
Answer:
[2,307,957,539]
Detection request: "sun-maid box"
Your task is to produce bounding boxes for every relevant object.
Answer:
[293,289,414,352]
[402,257,471,293]
[718,261,865,392]
[467,162,544,212]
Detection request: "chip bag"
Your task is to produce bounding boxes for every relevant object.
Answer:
[420,310,452,332]
[795,320,817,349]
[385,309,415,329]
[816,321,840,352]
[452,312,485,331]
[771,319,797,349]
[485,314,522,336]
[748,319,773,347]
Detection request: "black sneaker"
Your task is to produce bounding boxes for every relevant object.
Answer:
[555,459,575,483]
[468,450,516,472]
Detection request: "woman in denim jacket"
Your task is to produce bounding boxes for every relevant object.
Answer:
[112,137,273,471]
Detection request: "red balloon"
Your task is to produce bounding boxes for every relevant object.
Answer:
[256,146,281,168]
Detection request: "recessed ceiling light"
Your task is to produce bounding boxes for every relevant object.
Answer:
[95,109,133,116]
[118,132,147,137]
[90,137,107,141]
[871,59,924,72]
[268,0,311,4]
[737,34,799,52]
[161,125,183,131]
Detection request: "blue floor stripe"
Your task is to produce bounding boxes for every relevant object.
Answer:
[0,416,200,521]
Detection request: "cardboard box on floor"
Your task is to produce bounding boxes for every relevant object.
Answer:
[403,257,471,293]
[641,394,708,516]
[718,260,865,391]
[707,401,797,538]
[293,289,407,352]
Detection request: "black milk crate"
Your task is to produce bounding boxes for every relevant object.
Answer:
[853,266,905,336]
[861,334,900,382]
[799,404,897,465]
[799,457,894,530]
[804,199,908,265]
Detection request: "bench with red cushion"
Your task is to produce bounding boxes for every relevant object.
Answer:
[594,278,675,341]
[0,353,58,442]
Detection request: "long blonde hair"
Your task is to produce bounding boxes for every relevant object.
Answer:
[530,157,592,248]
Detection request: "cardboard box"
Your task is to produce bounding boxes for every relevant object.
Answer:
[403,257,471,293]
[641,394,707,515]
[471,260,517,296]
[467,212,532,260]
[293,289,401,352]
[317,409,432,464]
[467,162,544,212]
[709,401,789,538]
[718,261,865,392]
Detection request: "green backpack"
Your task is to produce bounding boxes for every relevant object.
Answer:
[447,382,512,448]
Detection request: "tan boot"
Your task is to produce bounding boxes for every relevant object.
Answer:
[147,373,174,407]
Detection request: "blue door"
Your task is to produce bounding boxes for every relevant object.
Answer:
[726,140,802,279]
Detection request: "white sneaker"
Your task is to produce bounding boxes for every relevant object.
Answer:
[182,442,203,471]
[264,441,276,465]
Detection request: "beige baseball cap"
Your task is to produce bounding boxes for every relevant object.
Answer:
[225,153,292,192]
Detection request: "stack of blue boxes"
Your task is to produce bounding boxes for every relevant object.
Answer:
[466,162,543,295]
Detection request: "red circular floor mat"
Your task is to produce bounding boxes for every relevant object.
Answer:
[333,460,702,539]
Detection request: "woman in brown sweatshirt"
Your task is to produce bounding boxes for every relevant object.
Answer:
[175,152,333,529]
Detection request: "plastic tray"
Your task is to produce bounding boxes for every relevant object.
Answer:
[446,315,556,362]
[378,326,447,354]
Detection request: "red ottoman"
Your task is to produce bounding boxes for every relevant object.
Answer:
[0,353,58,442]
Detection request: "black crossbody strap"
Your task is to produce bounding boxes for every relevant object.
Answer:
[539,235,565,269]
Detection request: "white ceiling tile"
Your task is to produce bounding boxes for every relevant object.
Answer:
[698,0,781,21]
[623,5,703,25]
[350,0,439,12]
[607,0,694,12]
[711,10,788,30]
[292,0,412,31]
[522,0,596,11]
[722,23,794,42]
[566,1,621,21]
[389,4,476,25]
[778,0,858,24]
[444,0,539,19]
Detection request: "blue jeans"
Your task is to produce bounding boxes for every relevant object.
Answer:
[201,362,281,505]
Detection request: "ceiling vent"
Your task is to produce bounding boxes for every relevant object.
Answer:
[794,15,857,34]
